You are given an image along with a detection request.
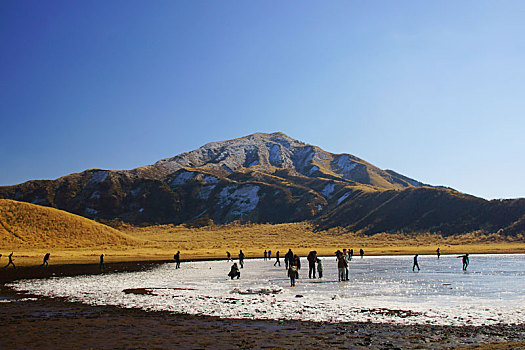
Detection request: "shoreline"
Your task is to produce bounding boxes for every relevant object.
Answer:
[2,259,525,349]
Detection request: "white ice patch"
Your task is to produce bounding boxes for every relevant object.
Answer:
[172,171,195,186]
[321,183,335,198]
[138,208,144,213]
[337,191,351,205]
[10,255,525,326]
[88,170,109,185]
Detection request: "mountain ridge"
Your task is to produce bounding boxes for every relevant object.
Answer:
[1,132,524,236]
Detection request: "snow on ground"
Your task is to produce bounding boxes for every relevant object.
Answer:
[198,185,216,200]
[88,170,109,185]
[218,185,260,217]
[321,183,335,198]
[171,171,195,186]
[337,191,351,205]
[335,155,358,174]
[10,255,525,326]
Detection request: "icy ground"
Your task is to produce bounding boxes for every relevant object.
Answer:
[10,254,525,326]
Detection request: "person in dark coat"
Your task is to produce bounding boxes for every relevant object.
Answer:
[174,251,181,269]
[307,251,317,279]
[228,263,241,279]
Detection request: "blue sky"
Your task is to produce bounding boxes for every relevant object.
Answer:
[1,1,524,199]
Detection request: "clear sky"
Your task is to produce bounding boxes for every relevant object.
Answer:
[1,1,524,200]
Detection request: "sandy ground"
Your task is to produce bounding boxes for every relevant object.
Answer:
[1,262,524,349]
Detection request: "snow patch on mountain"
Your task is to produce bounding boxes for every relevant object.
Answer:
[204,176,219,184]
[337,192,351,205]
[88,171,108,185]
[172,171,195,186]
[336,155,358,174]
[321,183,335,198]
[309,166,319,175]
[198,185,216,200]
[218,185,260,217]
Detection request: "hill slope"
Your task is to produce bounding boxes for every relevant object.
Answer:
[0,199,137,247]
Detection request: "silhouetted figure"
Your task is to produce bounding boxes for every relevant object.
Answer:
[99,254,105,272]
[228,263,240,279]
[41,253,50,268]
[348,248,353,261]
[226,251,232,261]
[4,252,15,269]
[337,254,346,281]
[284,249,293,269]
[264,250,267,261]
[413,254,420,272]
[360,249,364,258]
[307,251,317,279]
[239,250,245,268]
[174,251,180,269]
[288,255,300,287]
[268,250,272,260]
[274,251,281,266]
[458,254,469,271]
[316,258,323,278]
[437,248,441,259]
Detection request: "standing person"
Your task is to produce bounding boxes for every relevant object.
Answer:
[264,250,267,261]
[99,254,105,272]
[316,258,323,278]
[268,250,272,260]
[458,254,469,271]
[350,249,354,260]
[413,254,420,272]
[307,251,317,279]
[288,258,298,287]
[274,251,281,267]
[4,252,15,269]
[239,250,245,268]
[284,249,293,269]
[226,251,232,261]
[293,255,301,278]
[41,253,50,268]
[436,248,441,259]
[174,251,181,269]
[228,263,240,279]
[343,254,349,280]
[337,253,345,281]
[360,249,364,258]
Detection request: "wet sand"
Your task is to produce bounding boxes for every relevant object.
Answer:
[1,262,524,349]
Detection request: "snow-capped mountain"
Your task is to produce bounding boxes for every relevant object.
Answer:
[1,132,524,235]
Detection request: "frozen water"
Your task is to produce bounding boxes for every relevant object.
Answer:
[9,254,525,326]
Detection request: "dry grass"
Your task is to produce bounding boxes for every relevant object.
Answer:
[1,199,524,267]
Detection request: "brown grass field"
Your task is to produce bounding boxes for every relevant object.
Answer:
[1,199,525,266]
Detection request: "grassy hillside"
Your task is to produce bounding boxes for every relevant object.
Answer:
[0,199,137,248]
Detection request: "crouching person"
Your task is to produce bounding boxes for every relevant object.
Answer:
[228,263,241,279]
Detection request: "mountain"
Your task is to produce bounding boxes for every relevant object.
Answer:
[1,132,524,236]
[0,199,136,247]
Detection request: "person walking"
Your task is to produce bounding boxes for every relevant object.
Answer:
[239,250,245,268]
[41,253,50,268]
[360,249,364,258]
[264,250,267,261]
[226,251,232,261]
[174,251,181,269]
[4,252,15,269]
[337,254,345,281]
[413,254,420,272]
[436,248,441,259]
[274,251,281,267]
[268,250,272,260]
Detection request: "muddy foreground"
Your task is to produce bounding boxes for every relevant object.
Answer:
[1,262,524,349]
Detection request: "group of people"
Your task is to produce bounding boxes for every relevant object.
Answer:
[1,252,50,269]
